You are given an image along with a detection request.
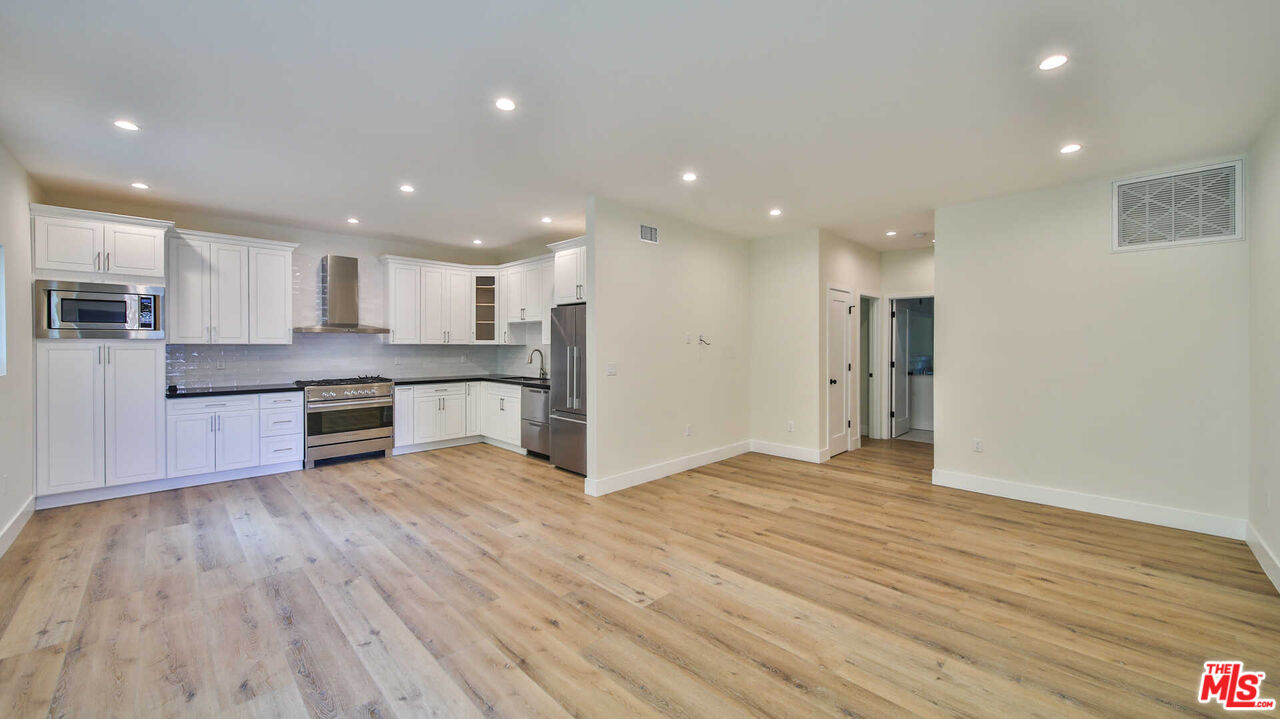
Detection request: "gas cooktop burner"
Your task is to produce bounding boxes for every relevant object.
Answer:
[295,375,391,387]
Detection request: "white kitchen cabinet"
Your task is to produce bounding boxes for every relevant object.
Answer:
[104,342,167,485]
[393,387,415,445]
[167,230,297,345]
[103,223,166,276]
[37,340,166,496]
[524,259,551,322]
[166,413,217,478]
[412,384,466,443]
[421,266,446,343]
[465,382,482,435]
[249,247,293,344]
[387,263,423,344]
[412,393,440,444]
[35,342,105,495]
[168,238,212,343]
[259,406,304,437]
[260,434,304,464]
[503,265,525,323]
[472,272,498,344]
[552,241,586,305]
[481,383,521,446]
[211,243,250,344]
[537,260,554,344]
[32,206,172,278]
[215,409,260,470]
[446,270,472,343]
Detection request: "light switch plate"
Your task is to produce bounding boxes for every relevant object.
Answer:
[606,363,617,376]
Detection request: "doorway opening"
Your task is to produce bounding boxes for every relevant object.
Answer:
[890,297,933,444]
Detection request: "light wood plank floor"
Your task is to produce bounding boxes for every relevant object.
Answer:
[0,439,1276,717]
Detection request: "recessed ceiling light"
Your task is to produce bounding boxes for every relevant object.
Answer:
[495,97,516,111]
[130,182,149,189]
[113,119,139,131]
[1060,143,1082,154]
[400,184,415,193]
[885,231,897,237]
[682,172,697,182]
[473,238,483,245]
[1038,54,1069,71]
[541,216,552,223]
[769,208,782,217]
[346,217,359,224]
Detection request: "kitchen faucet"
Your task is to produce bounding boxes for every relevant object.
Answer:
[528,348,547,380]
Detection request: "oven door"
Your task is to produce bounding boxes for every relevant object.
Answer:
[49,289,139,330]
[306,397,394,446]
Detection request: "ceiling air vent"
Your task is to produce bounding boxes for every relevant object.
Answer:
[639,224,659,244]
[1112,159,1243,252]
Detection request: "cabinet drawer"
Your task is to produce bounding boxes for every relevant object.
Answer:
[260,434,304,463]
[483,382,522,398]
[412,383,465,398]
[168,394,257,415]
[258,392,303,409]
[260,407,304,437]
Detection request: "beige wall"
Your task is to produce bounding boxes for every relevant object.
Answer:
[0,143,35,551]
[881,246,935,297]
[818,230,881,453]
[934,174,1250,522]
[750,230,821,449]
[1249,110,1280,561]
[587,197,751,484]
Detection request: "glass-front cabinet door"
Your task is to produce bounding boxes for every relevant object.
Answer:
[473,272,497,343]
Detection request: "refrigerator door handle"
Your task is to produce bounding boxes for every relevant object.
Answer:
[566,346,574,407]
[572,346,579,409]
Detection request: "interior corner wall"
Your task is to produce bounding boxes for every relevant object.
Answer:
[934,173,1250,531]
[749,230,821,451]
[588,197,751,486]
[818,230,881,454]
[0,142,36,554]
[1248,108,1280,572]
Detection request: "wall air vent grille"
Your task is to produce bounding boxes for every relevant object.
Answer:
[1113,160,1243,252]
[639,225,659,243]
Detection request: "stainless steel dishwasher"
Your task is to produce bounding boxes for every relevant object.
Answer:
[520,386,550,455]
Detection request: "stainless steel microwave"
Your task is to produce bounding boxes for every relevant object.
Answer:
[34,280,165,339]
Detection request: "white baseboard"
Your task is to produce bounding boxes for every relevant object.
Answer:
[481,437,527,455]
[932,468,1247,540]
[35,461,302,510]
[0,495,35,558]
[748,440,822,463]
[1247,524,1280,594]
[584,441,750,497]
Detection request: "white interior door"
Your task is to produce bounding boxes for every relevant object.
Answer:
[827,289,850,456]
[892,303,911,436]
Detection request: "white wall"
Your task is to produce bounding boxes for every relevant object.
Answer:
[587,197,751,491]
[750,230,820,450]
[0,143,35,554]
[934,173,1250,533]
[818,230,881,454]
[1248,109,1280,577]
[881,246,935,297]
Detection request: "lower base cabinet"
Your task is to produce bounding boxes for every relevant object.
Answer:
[167,392,301,478]
[394,381,523,449]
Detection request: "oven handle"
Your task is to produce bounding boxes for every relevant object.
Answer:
[306,397,393,412]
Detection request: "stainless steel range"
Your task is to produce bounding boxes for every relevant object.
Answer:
[296,375,394,468]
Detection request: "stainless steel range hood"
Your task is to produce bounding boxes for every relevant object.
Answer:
[293,255,389,334]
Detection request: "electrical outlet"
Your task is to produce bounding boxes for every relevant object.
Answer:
[972,438,984,453]
[606,363,617,376]
[684,424,692,437]
[215,358,226,370]
[785,420,795,433]
[393,355,402,366]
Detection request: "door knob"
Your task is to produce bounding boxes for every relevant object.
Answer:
[829,378,837,385]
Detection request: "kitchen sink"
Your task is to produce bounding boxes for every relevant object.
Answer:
[499,376,545,382]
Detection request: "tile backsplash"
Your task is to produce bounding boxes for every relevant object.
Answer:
[167,333,550,388]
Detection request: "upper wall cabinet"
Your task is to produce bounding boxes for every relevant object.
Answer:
[167,230,297,345]
[31,204,172,278]
[550,237,586,305]
[499,258,553,344]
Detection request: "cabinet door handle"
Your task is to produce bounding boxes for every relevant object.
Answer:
[106,346,111,364]
[217,415,221,431]
[499,397,504,411]
[273,447,291,453]
[95,251,102,271]
[97,346,102,364]
[272,419,291,425]
[106,252,111,271]
[210,415,215,432]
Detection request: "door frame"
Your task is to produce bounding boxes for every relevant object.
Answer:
[883,293,935,439]
[824,286,853,459]
[855,293,884,442]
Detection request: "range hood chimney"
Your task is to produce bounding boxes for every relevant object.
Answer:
[293,255,389,334]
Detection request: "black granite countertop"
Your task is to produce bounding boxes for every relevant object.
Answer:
[166,382,302,399]
[166,374,550,399]
[392,375,551,390]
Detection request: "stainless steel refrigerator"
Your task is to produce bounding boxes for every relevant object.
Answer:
[550,304,587,474]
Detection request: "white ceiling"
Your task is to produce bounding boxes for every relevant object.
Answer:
[1,1,1277,252]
